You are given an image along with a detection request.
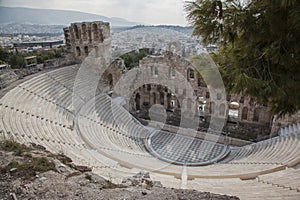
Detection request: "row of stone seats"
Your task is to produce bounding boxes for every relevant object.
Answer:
[77,94,150,153]
[225,132,300,166]
[0,105,138,183]
[0,66,169,183]
[19,66,79,112]
[0,84,72,127]
[279,123,300,136]
[189,177,300,200]
[0,65,300,199]
[0,70,18,89]
[258,166,300,192]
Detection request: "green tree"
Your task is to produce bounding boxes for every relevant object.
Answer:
[120,48,149,70]
[9,54,24,68]
[185,0,300,116]
[0,47,10,63]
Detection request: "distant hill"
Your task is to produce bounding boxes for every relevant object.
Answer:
[0,6,142,27]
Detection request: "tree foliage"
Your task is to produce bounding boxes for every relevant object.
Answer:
[185,0,300,116]
[0,47,64,69]
[120,48,149,70]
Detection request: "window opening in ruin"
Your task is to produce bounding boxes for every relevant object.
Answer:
[242,107,248,120]
[253,108,260,122]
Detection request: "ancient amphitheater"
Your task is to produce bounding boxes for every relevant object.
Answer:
[1,22,300,199]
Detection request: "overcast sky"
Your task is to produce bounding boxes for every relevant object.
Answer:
[0,0,189,25]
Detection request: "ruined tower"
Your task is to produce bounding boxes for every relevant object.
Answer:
[64,21,110,62]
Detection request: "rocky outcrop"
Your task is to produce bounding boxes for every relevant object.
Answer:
[0,140,239,200]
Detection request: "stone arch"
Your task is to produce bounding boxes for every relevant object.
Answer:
[242,107,248,120]
[88,29,92,43]
[92,23,99,41]
[76,46,81,57]
[135,93,141,110]
[160,92,164,105]
[74,24,79,39]
[206,92,210,99]
[187,68,195,81]
[227,94,231,102]
[152,92,157,104]
[167,93,172,109]
[239,96,245,104]
[107,73,113,87]
[82,24,87,40]
[253,107,260,122]
[147,84,151,91]
[99,28,104,42]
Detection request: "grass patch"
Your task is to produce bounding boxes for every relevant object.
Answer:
[3,157,56,180]
[0,140,30,156]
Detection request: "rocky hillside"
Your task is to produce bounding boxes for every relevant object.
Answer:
[0,140,239,200]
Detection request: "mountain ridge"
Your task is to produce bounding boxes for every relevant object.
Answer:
[0,6,143,27]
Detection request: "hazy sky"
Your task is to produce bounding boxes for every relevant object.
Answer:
[0,0,189,25]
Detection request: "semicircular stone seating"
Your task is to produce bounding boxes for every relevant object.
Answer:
[0,65,300,199]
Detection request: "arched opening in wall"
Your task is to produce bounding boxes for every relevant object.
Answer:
[227,94,231,102]
[88,29,92,43]
[239,96,245,104]
[167,93,172,110]
[74,25,79,40]
[135,93,141,111]
[209,101,215,114]
[242,107,248,120]
[166,93,178,111]
[206,92,210,99]
[187,68,195,81]
[92,24,99,41]
[253,107,260,122]
[160,92,164,105]
[82,24,87,40]
[99,28,104,42]
[107,74,113,88]
[197,96,206,117]
[152,92,157,104]
[147,85,151,91]
[228,102,239,123]
[84,46,89,56]
[219,103,226,116]
[76,46,81,57]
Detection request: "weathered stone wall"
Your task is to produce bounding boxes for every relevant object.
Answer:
[271,111,300,134]
[129,53,272,131]
[99,58,126,92]
[64,21,110,62]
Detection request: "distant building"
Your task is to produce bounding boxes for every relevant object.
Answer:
[13,40,63,48]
